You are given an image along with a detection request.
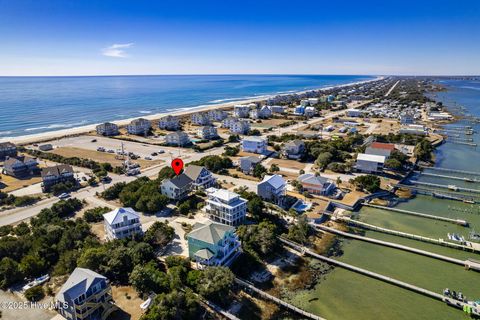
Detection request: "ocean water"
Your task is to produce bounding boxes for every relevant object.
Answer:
[0,74,373,138]
[288,79,480,320]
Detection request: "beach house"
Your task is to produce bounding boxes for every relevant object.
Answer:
[103,207,142,240]
[234,105,250,118]
[208,109,228,121]
[0,142,17,160]
[191,112,212,126]
[2,156,39,178]
[127,118,151,135]
[196,126,218,140]
[268,105,287,114]
[239,156,262,174]
[205,188,247,226]
[96,122,119,136]
[158,115,180,130]
[228,119,250,135]
[282,140,305,159]
[365,142,395,158]
[241,136,267,154]
[257,174,287,205]
[165,131,190,146]
[160,174,193,200]
[41,164,76,192]
[187,221,241,269]
[55,268,116,320]
[184,165,216,189]
[249,105,272,119]
[356,153,386,173]
[298,173,336,196]
[346,109,363,117]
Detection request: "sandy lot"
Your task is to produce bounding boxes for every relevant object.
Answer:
[111,286,144,320]
[0,173,42,193]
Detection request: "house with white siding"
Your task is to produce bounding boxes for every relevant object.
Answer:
[204,188,247,226]
[257,174,287,205]
[229,119,250,135]
[160,174,193,200]
[234,105,250,118]
[103,207,142,240]
[191,112,212,126]
[241,136,267,154]
[96,122,119,136]
[127,118,151,135]
[208,109,228,121]
[197,126,218,140]
[158,115,180,130]
[356,153,385,173]
[165,131,190,146]
[0,142,17,160]
[184,165,216,189]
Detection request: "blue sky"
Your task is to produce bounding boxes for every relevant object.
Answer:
[0,0,479,76]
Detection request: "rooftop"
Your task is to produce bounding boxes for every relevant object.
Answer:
[188,221,234,245]
[357,153,386,163]
[103,207,139,225]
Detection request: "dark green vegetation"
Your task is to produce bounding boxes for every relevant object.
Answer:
[0,190,38,208]
[83,207,111,223]
[350,174,381,193]
[188,155,233,174]
[307,134,364,171]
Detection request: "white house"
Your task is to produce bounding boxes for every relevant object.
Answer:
[158,115,180,130]
[103,207,142,240]
[184,165,216,189]
[234,105,250,118]
[356,153,386,173]
[257,174,286,205]
[239,156,262,174]
[127,118,151,135]
[208,109,228,121]
[346,109,363,117]
[229,119,250,135]
[249,106,272,119]
[298,173,336,196]
[268,105,287,114]
[197,126,218,140]
[191,112,211,126]
[165,131,190,146]
[241,136,267,154]
[222,117,237,129]
[205,188,247,226]
[282,140,305,159]
[96,122,119,136]
[304,106,317,117]
[160,174,193,200]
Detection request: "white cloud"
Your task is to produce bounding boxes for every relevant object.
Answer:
[102,43,134,58]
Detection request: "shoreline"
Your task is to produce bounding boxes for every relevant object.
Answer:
[1,76,382,145]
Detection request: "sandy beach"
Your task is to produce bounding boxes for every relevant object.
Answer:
[1,76,382,145]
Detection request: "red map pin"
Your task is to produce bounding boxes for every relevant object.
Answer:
[171,158,184,175]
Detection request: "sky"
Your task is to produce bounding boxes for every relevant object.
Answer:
[0,0,479,76]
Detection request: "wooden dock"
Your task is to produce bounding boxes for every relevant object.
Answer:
[235,277,326,320]
[411,180,480,194]
[363,203,468,226]
[420,166,480,176]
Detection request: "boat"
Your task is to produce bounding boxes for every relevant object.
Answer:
[447,233,466,243]
[443,288,480,316]
[448,185,459,191]
[465,177,474,183]
[22,274,50,291]
[140,294,156,311]
[463,199,475,204]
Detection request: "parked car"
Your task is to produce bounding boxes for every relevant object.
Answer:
[91,139,97,142]
[57,193,70,199]
[107,149,115,153]
[158,149,165,154]
[97,147,105,152]
[151,152,158,156]
[101,176,112,183]
[145,156,152,160]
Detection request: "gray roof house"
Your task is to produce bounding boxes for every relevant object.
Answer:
[55,268,116,320]
[41,164,76,192]
[298,173,336,196]
[257,174,287,206]
[282,140,305,159]
[239,156,262,174]
[184,165,216,189]
[103,207,142,240]
[2,156,39,178]
[160,173,193,200]
[0,142,17,160]
[187,221,241,269]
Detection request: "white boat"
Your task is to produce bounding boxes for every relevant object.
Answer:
[22,274,50,291]
[140,294,156,310]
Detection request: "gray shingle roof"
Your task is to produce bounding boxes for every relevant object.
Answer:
[168,173,193,188]
[56,268,106,303]
[188,221,233,245]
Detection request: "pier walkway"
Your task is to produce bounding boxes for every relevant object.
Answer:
[363,203,468,226]
[278,237,445,300]
[234,277,326,320]
[420,166,480,176]
[411,180,480,194]
[415,171,480,183]
[338,217,480,253]
[314,225,467,267]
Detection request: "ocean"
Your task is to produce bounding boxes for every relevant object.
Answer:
[0,74,373,138]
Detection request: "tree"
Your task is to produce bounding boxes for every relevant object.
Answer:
[414,139,433,161]
[83,207,110,223]
[24,286,45,302]
[286,215,309,244]
[252,163,267,178]
[129,242,155,265]
[0,257,23,289]
[246,196,265,219]
[385,158,402,170]
[237,221,278,258]
[20,254,46,277]
[143,289,198,320]
[144,221,175,249]
[14,222,30,236]
[158,167,176,180]
[129,262,170,295]
[196,267,234,303]
[350,175,381,193]
[101,182,126,200]
[77,247,108,272]
[269,164,280,173]
[316,152,333,170]
[223,146,239,157]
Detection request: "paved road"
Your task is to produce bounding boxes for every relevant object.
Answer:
[385,80,400,97]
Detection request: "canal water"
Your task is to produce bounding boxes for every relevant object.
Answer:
[288,79,480,320]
